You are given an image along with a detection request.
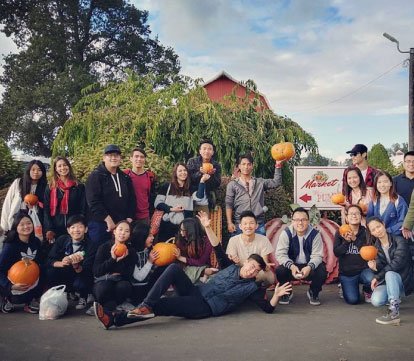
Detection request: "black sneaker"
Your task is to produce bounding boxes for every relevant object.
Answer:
[93,302,114,330]
[307,289,321,306]
[279,292,293,305]
[1,298,14,313]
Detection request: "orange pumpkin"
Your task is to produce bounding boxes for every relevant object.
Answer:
[331,193,346,205]
[153,242,178,266]
[360,245,378,261]
[24,194,38,206]
[271,142,295,161]
[8,258,40,286]
[339,224,352,237]
[114,243,128,257]
[358,200,368,215]
[202,162,214,174]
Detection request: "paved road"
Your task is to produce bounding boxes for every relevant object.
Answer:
[1,284,413,361]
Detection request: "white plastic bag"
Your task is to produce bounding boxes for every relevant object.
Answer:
[39,285,68,320]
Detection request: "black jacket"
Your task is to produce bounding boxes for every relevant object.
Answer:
[93,241,136,279]
[43,183,87,236]
[374,233,413,295]
[333,226,369,277]
[85,163,136,223]
[47,234,97,274]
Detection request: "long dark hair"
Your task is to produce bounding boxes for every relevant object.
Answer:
[170,162,191,196]
[111,220,132,243]
[4,211,36,244]
[19,160,47,200]
[343,166,367,203]
[175,217,206,258]
[372,170,398,203]
[50,156,78,188]
[130,222,151,251]
[365,216,386,245]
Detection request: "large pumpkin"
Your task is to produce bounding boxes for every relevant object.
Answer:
[202,162,214,174]
[331,193,345,205]
[360,245,378,261]
[271,142,295,162]
[8,258,40,286]
[24,194,38,206]
[114,243,128,257]
[266,217,339,284]
[153,242,178,266]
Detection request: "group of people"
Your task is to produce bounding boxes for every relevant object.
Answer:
[0,140,413,328]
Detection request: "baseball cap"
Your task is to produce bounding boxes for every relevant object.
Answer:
[346,144,368,155]
[104,144,121,154]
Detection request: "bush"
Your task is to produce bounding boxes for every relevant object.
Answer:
[0,138,21,188]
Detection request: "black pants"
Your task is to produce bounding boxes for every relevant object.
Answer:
[275,263,327,296]
[113,264,212,327]
[131,265,167,304]
[93,280,132,311]
[47,267,93,298]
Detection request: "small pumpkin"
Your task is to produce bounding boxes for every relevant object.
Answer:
[202,162,214,174]
[358,200,368,215]
[360,245,378,261]
[24,194,39,206]
[339,224,352,237]
[8,258,40,286]
[153,242,178,266]
[271,142,295,162]
[114,243,128,257]
[331,193,346,205]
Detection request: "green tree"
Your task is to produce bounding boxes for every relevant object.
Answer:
[368,143,397,175]
[0,0,180,156]
[52,74,318,190]
[0,138,21,188]
[387,142,408,156]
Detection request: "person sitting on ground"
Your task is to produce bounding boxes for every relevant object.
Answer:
[93,211,292,329]
[92,220,136,311]
[174,216,218,283]
[367,171,407,237]
[366,217,413,325]
[47,215,97,310]
[0,212,43,314]
[226,211,275,286]
[225,153,282,236]
[333,205,374,305]
[275,207,327,306]
[187,139,222,213]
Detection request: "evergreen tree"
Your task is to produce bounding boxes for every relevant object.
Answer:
[368,143,397,175]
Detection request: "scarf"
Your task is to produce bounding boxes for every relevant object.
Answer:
[50,178,77,216]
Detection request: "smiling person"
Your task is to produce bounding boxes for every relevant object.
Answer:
[275,207,327,306]
[44,156,86,242]
[366,217,413,325]
[124,148,156,226]
[92,220,136,311]
[86,145,136,245]
[93,211,292,329]
[0,212,42,314]
[393,151,414,206]
[343,144,377,192]
[226,211,275,285]
[1,160,47,236]
[367,171,408,237]
[226,153,283,236]
[47,215,97,310]
[154,162,208,242]
[187,139,222,213]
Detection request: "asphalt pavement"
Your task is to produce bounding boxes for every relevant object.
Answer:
[1,284,413,361]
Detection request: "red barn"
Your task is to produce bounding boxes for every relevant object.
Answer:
[203,71,272,111]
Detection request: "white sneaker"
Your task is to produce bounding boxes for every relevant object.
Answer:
[87,294,95,304]
[76,297,87,310]
[116,302,135,311]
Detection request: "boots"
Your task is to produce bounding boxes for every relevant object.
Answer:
[376,299,400,325]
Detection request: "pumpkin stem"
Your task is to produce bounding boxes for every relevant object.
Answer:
[22,257,31,266]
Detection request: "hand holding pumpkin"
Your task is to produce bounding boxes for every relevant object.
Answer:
[200,173,211,183]
[149,249,160,263]
[11,283,30,291]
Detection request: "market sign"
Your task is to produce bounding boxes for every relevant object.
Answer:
[294,166,346,210]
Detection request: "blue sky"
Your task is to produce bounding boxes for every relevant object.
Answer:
[1,0,412,161]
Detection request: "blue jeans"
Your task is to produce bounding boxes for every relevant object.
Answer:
[340,268,375,305]
[371,271,405,307]
[231,222,266,237]
[87,221,111,246]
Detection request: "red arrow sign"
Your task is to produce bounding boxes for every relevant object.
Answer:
[300,194,312,203]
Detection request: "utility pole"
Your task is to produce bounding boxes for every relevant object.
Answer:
[383,33,414,150]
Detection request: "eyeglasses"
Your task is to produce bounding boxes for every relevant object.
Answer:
[292,218,309,223]
[404,160,414,164]
[349,153,359,157]
[347,212,361,217]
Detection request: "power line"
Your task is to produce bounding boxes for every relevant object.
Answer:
[290,60,407,116]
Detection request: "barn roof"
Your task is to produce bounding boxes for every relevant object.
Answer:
[203,70,272,110]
